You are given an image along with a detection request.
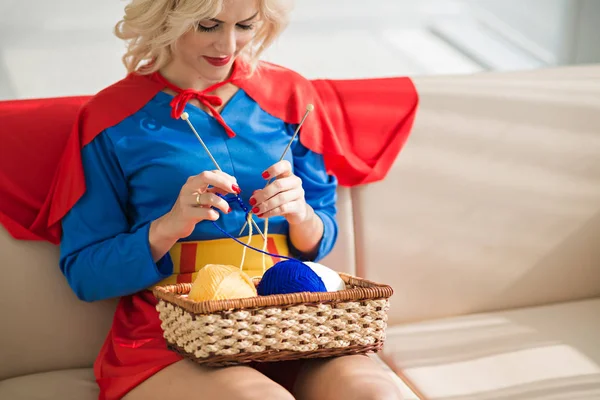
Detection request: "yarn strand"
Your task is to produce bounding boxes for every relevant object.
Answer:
[262,218,269,274]
[213,194,290,266]
[210,220,295,262]
[239,213,253,271]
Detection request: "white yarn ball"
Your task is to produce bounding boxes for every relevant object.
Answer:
[303,262,346,292]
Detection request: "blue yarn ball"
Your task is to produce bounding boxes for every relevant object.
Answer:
[257,259,327,296]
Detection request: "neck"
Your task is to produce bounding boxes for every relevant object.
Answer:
[159,60,233,92]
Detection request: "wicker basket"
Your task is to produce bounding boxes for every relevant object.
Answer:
[152,273,393,367]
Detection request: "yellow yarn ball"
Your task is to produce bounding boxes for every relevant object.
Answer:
[188,264,257,302]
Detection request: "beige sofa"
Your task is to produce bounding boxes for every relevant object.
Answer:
[1,64,599,400]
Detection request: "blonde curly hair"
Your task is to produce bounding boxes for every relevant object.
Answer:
[114,0,292,75]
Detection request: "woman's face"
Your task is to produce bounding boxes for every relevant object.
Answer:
[172,0,260,83]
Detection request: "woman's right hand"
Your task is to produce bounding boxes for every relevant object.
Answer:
[148,170,240,261]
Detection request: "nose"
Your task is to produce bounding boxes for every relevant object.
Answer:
[214,28,236,55]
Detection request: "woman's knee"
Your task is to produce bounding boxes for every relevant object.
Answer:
[232,385,294,400]
[343,381,404,400]
[230,381,295,400]
[293,355,403,400]
[124,360,294,400]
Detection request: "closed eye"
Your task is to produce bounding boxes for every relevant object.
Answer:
[237,23,255,31]
[197,24,218,32]
[197,11,259,33]
[197,23,255,32]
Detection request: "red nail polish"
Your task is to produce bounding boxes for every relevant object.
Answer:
[257,214,264,218]
[228,207,232,213]
[252,207,260,214]
[232,184,241,194]
[249,198,257,206]
[262,171,270,179]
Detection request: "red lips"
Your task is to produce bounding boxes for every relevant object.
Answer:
[203,55,232,67]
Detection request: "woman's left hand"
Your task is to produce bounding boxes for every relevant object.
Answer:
[249,160,310,225]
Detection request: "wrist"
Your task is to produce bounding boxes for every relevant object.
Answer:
[148,215,179,262]
[150,215,178,245]
[287,204,323,259]
[287,203,313,226]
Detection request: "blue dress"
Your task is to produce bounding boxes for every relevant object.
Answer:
[59,89,338,302]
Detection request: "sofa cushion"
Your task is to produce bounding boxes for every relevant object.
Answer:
[0,226,118,380]
[0,368,98,400]
[381,298,600,399]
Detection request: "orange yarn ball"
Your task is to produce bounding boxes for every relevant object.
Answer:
[188,264,257,302]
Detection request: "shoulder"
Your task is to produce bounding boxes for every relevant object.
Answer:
[253,61,311,85]
[239,61,318,125]
[255,61,315,97]
[77,72,163,147]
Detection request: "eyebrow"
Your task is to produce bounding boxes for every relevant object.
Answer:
[210,11,259,24]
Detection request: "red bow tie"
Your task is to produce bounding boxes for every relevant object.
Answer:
[152,71,237,138]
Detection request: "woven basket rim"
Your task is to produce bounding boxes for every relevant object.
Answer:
[152,273,393,315]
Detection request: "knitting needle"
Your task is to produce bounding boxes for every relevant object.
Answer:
[238,104,314,236]
[180,112,265,240]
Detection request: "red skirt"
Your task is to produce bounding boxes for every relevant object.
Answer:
[94,291,305,400]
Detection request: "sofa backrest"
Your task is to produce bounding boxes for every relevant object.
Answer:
[0,227,118,380]
[355,65,600,325]
[321,187,356,275]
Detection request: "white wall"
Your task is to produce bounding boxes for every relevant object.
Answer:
[466,0,575,65]
[574,0,600,64]
[464,0,600,66]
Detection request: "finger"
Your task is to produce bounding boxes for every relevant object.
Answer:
[185,170,241,195]
[188,207,220,222]
[256,199,303,219]
[251,175,302,206]
[262,160,292,181]
[252,188,303,216]
[207,187,230,196]
[190,192,231,214]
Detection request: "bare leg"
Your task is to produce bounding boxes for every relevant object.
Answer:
[292,355,403,400]
[124,359,295,400]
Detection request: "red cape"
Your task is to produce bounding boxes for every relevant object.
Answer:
[0,61,418,244]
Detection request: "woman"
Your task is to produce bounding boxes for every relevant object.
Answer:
[58,0,405,399]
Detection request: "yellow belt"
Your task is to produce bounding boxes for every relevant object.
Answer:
[155,234,290,286]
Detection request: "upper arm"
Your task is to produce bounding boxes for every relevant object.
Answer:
[60,132,130,257]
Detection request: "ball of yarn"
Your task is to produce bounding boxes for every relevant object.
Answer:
[257,259,327,296]
[303,262,346,292]
[188,264,257,302]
